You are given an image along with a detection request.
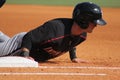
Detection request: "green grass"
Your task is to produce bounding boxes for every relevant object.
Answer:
[6,0,120,7]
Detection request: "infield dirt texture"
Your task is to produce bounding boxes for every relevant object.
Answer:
[0,1,120,80]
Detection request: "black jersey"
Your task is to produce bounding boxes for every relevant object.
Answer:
[21,18,87,62]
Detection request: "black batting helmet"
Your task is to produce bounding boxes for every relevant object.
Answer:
[73,2,107,29]
[0,0,6,8]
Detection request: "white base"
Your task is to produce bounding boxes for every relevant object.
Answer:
[0,56,38,67]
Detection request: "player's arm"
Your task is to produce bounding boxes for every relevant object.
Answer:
[0,0,6,8]
[69,48,88,63]
[20,22,53,57]
[69,47,83,63]
[69,33,88,63]
[69,47,77,61]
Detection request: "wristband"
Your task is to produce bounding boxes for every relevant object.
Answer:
[20,51,29,57]
[69,47,77,60]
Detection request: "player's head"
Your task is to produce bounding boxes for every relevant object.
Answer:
[0,0,6,8]
[72,2,107,29]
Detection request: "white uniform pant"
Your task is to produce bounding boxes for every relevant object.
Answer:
[0,31,27,56]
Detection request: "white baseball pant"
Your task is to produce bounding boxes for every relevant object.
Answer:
[0,31,27,56]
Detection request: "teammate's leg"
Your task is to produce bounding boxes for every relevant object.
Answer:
[0,31,10,42]
[0,32,27,56]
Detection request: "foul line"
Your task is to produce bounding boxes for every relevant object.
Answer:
[0,72,107,76]
[38,66,120,70]
[1,66,120,76]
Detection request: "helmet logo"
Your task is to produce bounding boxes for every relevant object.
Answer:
[94,8,100,13]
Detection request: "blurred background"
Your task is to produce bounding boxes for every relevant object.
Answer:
[6,0,120,7]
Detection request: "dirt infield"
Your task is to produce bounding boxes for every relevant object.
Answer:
[0,5,120,80]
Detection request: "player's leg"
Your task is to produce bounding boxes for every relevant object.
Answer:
[0,31,10,42]
[0,32,27,57]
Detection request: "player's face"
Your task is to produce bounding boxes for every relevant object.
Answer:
[71,22,97,35]
[84,22,97,33]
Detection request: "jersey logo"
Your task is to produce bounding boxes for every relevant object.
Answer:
[43,47,64,57]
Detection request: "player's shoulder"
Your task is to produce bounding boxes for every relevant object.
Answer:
[42,18,73,32]
[45,18,73,26]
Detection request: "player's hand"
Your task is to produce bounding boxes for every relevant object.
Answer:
[72,58,88,63]
[25,56,35,61]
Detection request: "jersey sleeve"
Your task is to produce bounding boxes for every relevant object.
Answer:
[69,32,87,60]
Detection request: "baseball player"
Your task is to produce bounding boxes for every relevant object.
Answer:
[0,2,107,63]
[0,0,6,8]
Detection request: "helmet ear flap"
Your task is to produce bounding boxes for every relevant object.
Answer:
[73,9,89,29]
[80,22,89,29]
[73,9,80,18]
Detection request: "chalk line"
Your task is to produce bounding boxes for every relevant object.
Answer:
[38,66,120,70]
[0,72,107,76]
